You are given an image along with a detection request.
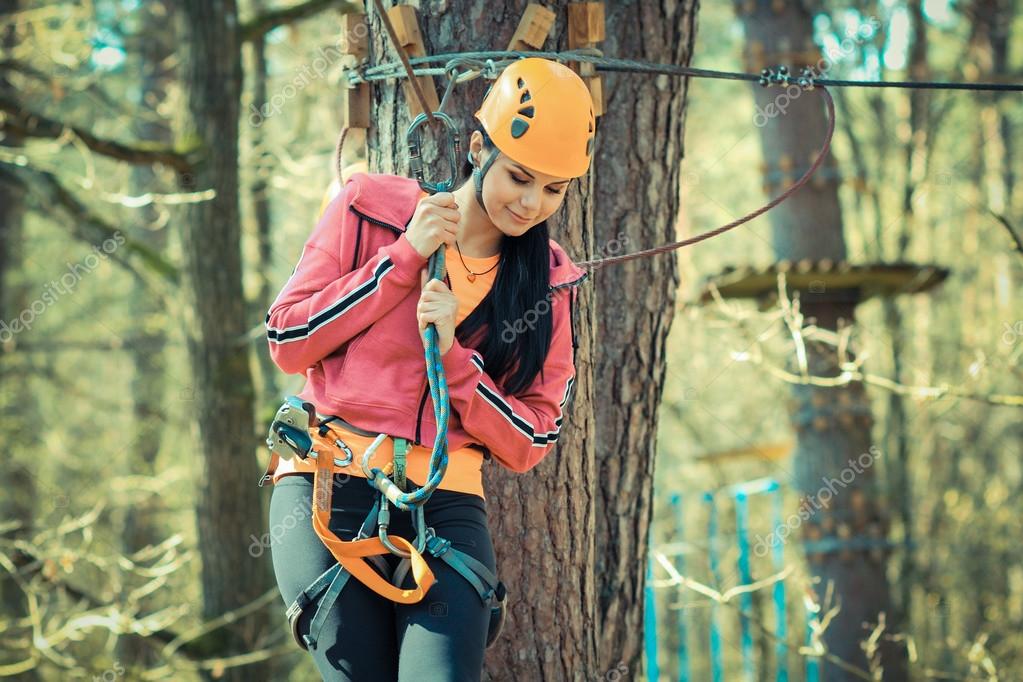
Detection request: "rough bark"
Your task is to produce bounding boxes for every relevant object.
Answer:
[592,1,696,676]
[177,2,271,678]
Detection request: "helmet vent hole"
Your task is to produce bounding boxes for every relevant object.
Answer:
[511,118,530,138]
[517,106,535,118]
[588,121,594,133]
[520,92,531,103]
[517,77,525,88]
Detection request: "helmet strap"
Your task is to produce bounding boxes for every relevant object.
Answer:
[470,148,501,213]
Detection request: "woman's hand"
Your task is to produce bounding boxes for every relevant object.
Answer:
[418,270,457,355]
[405,192,459,259]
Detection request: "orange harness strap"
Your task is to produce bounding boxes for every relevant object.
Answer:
[308,427,437,604]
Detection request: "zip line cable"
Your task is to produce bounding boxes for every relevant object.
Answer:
[347,37,1020,270]
[347,48,1023,92]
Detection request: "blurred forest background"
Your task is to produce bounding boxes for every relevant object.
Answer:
[0,0,1021,680]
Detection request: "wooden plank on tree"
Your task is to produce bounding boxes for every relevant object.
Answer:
[387,4,440,117]
[567,2,605,116]
[507,3,556,51]
[340,13,370,129]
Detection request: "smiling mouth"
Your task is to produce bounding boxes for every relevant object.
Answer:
[508,208,533,223]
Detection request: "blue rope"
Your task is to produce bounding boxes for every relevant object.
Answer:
[704,492,724,682]
[360,109,466,513]
[670,493,690,682]
[733,491,755,682]
[364,244,451,511]
[771,485,788,682]
[644,556,660,682]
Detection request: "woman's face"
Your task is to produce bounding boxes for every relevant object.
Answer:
[473,137,572,237]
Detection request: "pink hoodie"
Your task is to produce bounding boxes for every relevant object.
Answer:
[265,173,588,474]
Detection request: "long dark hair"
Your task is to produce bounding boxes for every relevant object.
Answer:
[454,129,553,396]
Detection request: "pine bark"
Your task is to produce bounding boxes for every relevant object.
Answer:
[592,1,696,674]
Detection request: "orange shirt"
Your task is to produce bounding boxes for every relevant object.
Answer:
[273,214,501,500]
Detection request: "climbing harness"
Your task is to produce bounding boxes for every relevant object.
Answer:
[263,397,507,651]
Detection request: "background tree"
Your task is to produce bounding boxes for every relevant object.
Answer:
[737,1,905,674]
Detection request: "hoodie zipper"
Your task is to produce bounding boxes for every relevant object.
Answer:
[414,378,429,445]
[350,206,404,235]
[352,204,440,445]
[549,271,589,291]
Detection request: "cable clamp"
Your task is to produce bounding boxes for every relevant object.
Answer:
[797,66,817,91]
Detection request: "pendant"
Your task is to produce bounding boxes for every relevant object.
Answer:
[467,273,477,283]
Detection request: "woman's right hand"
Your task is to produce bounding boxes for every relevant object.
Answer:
[404,192,460,259]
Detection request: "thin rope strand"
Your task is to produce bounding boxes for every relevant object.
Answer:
[579,86,835,269]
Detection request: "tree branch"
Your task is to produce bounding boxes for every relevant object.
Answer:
[240,0,357,43]
[989,209,1023,258]
[8,164,181,286]
[0,58,131,117]
[0,95,193,173]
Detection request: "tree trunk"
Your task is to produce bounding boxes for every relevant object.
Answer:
[737,3,907,678]
[592,1,696,676]
[248,0,281,414]
[177,2,271,678]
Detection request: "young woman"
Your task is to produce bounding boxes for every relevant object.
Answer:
[264,57,595,681]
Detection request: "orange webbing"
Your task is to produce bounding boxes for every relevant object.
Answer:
[309,428,436,603]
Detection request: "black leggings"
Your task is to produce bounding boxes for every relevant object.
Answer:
[269,473,497,681]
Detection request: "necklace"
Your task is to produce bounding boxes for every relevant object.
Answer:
[454,241,501,283]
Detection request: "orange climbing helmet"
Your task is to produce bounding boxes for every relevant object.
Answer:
[474,57,596,179]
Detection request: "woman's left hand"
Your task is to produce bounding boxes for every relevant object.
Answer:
[418,270,457,355]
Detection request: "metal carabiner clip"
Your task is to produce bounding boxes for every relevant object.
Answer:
[376,492,430,558]
[406,111,462,195]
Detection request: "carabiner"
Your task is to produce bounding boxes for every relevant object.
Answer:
[406,111,461,195]
[376,492,430,558]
